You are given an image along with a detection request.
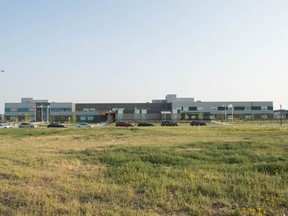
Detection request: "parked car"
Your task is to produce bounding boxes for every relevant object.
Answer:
[47,122,67,128]
[116,121,134,127]
[190,120,207,126]
[19,122,38,128]
[0,123,12,129]
[161,120,178,126]
[76,123,94,128]
[137,122,155,127]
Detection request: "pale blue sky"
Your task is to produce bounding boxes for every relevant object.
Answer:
[1,0,288,113]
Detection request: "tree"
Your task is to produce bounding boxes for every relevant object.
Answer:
[198,112,204,120]
[24,113,31,122]
[71,114,76,124]
[184,112,189,120]
[49,116,55,123]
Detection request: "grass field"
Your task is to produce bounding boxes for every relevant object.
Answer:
[0,125,287,215]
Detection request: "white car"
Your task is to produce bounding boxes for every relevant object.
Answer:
[19,122,38,128]
[76,123,94,128]
[0,123,12,129]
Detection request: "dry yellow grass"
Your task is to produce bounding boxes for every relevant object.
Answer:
[0,125,287,215]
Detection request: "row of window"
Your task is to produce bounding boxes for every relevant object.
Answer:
[185,106,273,112]
[5,108,72,112]
[5,108,36,112]
[80,116,94,121]
[50,108,72,112]
[82,108,96,112]
[5,106,274,113]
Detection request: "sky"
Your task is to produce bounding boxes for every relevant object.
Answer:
[1,0,288,113]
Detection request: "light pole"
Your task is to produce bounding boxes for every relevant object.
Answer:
[46,105,50,123]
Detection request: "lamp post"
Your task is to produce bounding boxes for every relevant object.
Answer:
[134,107,138,122]
[46,105,50,123]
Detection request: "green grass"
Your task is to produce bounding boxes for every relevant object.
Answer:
[0,126,287,215]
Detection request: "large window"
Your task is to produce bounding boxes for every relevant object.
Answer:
[8,108,17,112]
[51,108,72,112]
[251,106,261,111]
[80,116,86,121]
[189,107,197,111]
[234,106,245,111]
[218,106,225,111]
[87,116,94,121]
[261,107,268,111]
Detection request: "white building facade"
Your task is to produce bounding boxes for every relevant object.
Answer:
[4,95,274,122]
[158,94,274,121]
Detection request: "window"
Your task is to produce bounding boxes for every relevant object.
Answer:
[268,106,273,110]
[83,108,89,112]
[197,107,203,111]
[87,116,94,121]
[218,106,225,111]
[80,116,86,121]
[211,107,217,111]
[89,108,96,112]
[261,107,268,111]
[234,106,245,111]
[189,107,197,111]
[51,108,72,112]
[251,106,261,111]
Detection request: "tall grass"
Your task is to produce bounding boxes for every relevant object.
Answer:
[0,126,287,215]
